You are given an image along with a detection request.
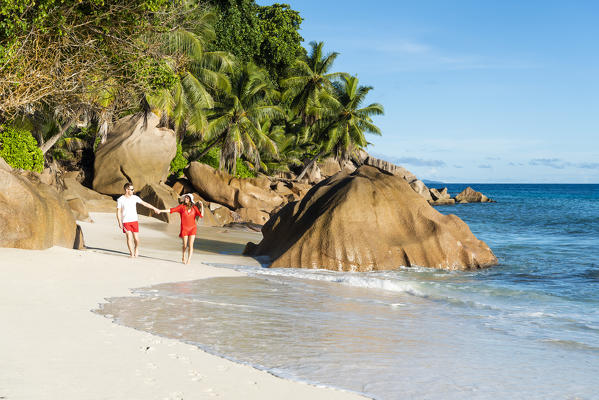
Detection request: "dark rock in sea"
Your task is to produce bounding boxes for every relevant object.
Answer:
[244,165,498,271]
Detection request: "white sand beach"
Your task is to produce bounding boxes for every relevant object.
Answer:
[0,212,366,400]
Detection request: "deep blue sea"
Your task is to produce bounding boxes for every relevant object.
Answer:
[98,184,599,399]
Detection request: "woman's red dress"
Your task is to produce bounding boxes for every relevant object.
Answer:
[170,204,203,237]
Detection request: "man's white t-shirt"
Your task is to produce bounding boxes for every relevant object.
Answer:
[117,195,143,223]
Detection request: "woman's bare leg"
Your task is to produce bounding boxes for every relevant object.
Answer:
[181,236,188,263]
[186,235,196,264]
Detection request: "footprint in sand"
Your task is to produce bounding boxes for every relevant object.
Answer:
[146,362,158,370]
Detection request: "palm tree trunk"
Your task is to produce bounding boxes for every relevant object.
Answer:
[98,109,111,145]
[295,149,326,181]
[196,132,226,159]
[41,111,82,155]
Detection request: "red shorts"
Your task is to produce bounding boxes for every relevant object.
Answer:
[122,221,139,233]
[179,225,197,238]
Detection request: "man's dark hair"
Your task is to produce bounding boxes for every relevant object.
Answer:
[123,182,133,190]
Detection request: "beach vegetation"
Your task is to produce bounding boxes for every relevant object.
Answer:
[320,75,384,161]
[1,0,383,181]
[0,125,44,172]
[170,142,189,178]
[201,62,283,174]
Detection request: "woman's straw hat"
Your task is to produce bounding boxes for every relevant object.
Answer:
[180,193,194,203]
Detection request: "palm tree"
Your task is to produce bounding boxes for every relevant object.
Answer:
[295,75,383,180]
[326,75,384,159]
[145,51,234,141]
[255,115,307,174]
[281,41,347,127]
[201,63,284,174]
[145,9,234,140]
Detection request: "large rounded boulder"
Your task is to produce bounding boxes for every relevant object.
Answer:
[244,166,497,271]
[1,158,79,249]
[93,113,176,195]
[185,162,283,212]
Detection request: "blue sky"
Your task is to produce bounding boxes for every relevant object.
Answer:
[256,0,599,183]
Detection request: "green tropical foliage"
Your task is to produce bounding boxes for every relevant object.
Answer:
[0,125,44,172]
[256,3,305,83]
[322,75,384,160]
[203,62,283,174]
[281,41,347,125]
[170,142,189,178]
[0,0,189,117]
[0,0,384,181]
[196,146,256,178]
[207,0,262,63]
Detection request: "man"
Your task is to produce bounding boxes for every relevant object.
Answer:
[116,182,159,258]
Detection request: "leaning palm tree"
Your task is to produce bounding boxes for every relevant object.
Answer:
[201,63,284,174]
[295,75,384,180]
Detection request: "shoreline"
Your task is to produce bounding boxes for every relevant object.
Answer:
[0,212,367,400]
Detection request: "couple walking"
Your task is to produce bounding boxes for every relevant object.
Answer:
[116,182,204,264]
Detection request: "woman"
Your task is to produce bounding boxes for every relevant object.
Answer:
[158,194,204,264]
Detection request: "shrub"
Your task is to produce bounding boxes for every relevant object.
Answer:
[198,146,220,170]
[197,147,256,178]
[0,125,44,172]
[170,142,188,178]
[236,159,256,178]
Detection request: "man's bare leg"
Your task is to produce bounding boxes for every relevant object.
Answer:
[181,236,188,263]
[132,232,140,257]
[125,231,135,257]
[186,235,196,264]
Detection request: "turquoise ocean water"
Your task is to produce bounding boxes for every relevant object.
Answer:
[98,184,599,399]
